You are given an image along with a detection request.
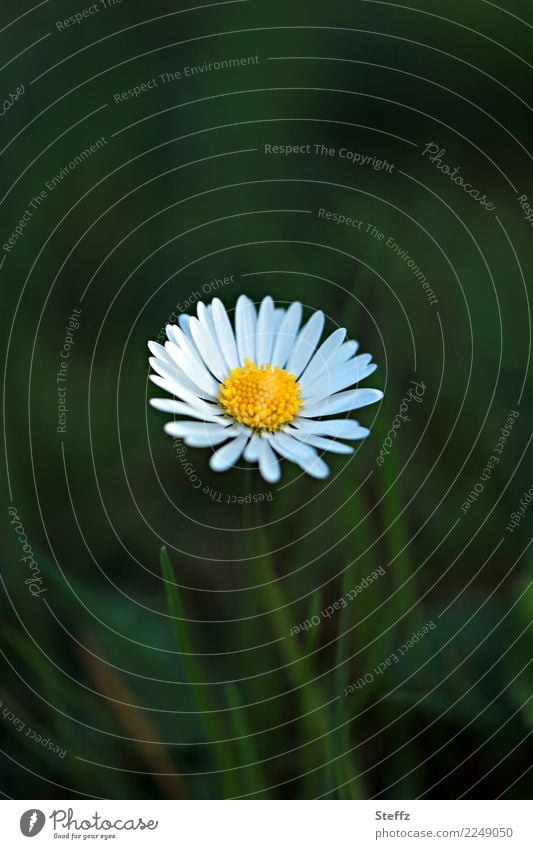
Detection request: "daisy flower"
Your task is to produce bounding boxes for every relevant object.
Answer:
[148,296,383,482]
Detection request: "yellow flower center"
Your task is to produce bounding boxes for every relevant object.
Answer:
[218,358,302,431]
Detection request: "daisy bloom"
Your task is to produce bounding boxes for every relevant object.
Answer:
[148,296,383,482]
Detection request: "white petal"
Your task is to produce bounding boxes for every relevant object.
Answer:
[149,353,213,398]
[235,295,257,364]
[274,308,285,331]
[164,421,232,438]
[304,354,377,402]
[296,453,330,479]
[270,433,330,479]
[271,302,302,367]
[189,317,227,381]
[269,431,317,463]
[149,354,172,378]
[149,348,203,398]
[328,339,359,368]
[199,301,226,347]
[286,310,325,377]
[149,346,178,372]
[244,432,264,462]
[255,296,275,365]
[197,302,227,368]
[269,307,287,369]
[301,388,383,417]
[173,316,203,360]
[285,428,354,455]
[149,397,223,422]
[165,323,205,362]
[149,374,222,418]
[184,431,238,448]
[298,328,346,389]
[150,397,189,413]
[178,314,194,341]
[165,324,183,348]
[293,419,370,439]
[258,439,281,483]
[196,301,211,325]
[211,298,239,370]
[209,434,248,472]
[148,340,173,363]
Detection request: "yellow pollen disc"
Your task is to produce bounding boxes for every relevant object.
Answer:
[218,358,302,432]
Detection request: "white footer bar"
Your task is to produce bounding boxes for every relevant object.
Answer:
[1,800,531,848]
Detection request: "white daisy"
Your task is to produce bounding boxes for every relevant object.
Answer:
[148,295,383,483]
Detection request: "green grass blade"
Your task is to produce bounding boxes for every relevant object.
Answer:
[226,684,268,798]
[160,546,240,797]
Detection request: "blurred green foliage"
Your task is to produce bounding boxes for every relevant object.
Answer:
[1,0,532,799]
